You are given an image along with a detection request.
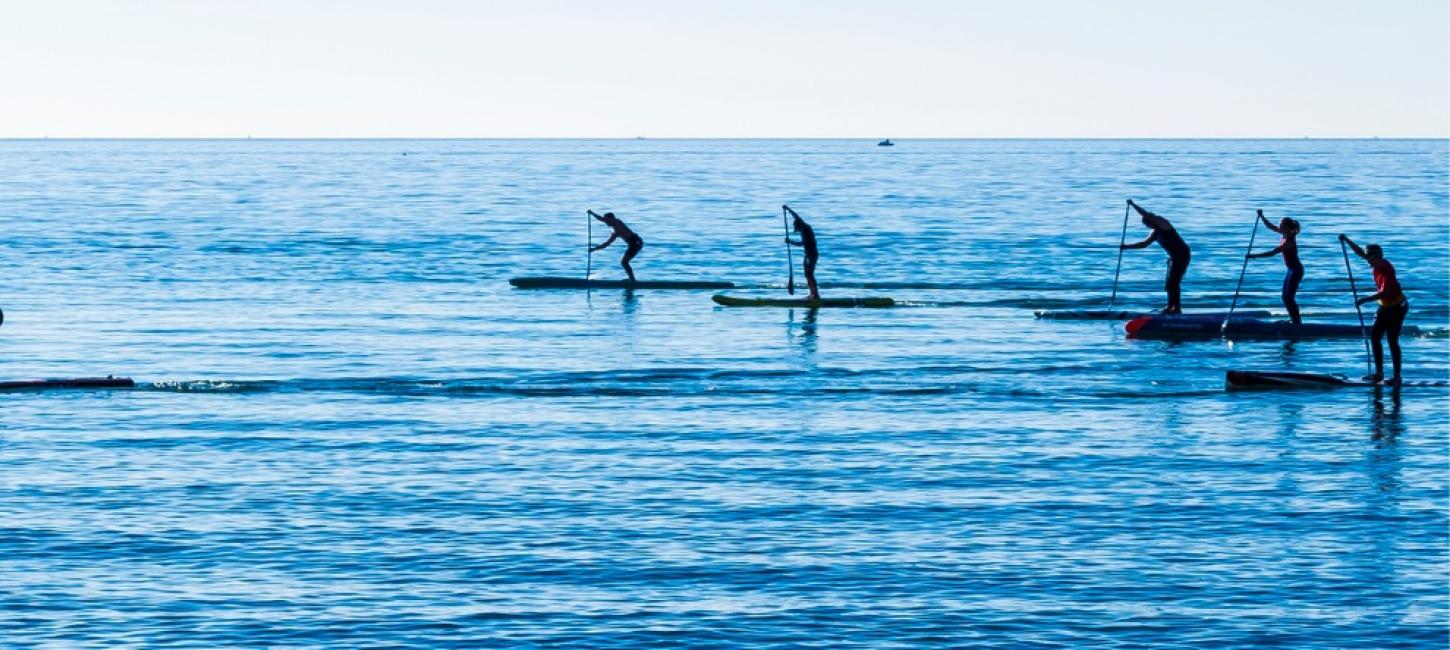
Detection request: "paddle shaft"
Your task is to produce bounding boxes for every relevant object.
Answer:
[1340,238,1373,376]
[1223,210,1261,332]
[1107,201,1130,311]
[782,206,795,295]
[586,210,593,280]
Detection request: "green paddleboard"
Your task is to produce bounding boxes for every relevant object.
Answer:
[711,294,895,308]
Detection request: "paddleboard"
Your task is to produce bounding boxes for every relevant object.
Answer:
[0,376,135,391]
[1225,370,1448,390]
[1127,316,1422,341]
[1035,309,1271,321]
[510,277,734,290]
[712,294,895,308]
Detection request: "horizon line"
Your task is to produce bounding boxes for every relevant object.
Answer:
[0,136,1446,142]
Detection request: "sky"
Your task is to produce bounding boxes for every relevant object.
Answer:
[1,0,1446,138]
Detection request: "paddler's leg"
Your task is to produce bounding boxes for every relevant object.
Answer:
[1164,253,1188,314]
[621,238,642,283]
[803,255,820,299]
[1383,300,1408,384]
[1283,268,1303,325]
[1368,305,1389,382]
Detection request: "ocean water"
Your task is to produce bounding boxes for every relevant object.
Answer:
[0,139,1446,648]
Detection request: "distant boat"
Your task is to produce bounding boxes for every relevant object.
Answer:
[877,139,895,147]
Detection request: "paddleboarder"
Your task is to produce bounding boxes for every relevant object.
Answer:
[784,207,820,300]
[588,211,643,283]
[1246,212,1304,324]
[1121,200,1191,314]
[1340,235,1407,385]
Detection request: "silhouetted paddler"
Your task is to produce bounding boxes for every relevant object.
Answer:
[1121,199,1191,314]
[1341,235,1408,386]
[1247,212,1304,324]
[784,207,820,300]
[589,211,643,283]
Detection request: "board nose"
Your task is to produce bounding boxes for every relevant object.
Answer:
[1124,315,1151,338]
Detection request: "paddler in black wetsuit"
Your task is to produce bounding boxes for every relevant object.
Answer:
[784,206,820,299]
[1121,199,1191,314]
[1246,210,1304,324]
[588,210,643,283]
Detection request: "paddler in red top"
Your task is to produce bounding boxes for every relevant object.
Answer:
[1121,199,1192,314]
[1340,234,1408,385]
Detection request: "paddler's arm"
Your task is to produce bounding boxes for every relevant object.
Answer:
[1247,242,1286,259]
[1338,234,1367,259]
[1122,231,1158,250]
[785,236,802,247]
[1127,199,1157,220]
[1258,210,1281,233]
[1340,235,1382,305]
[591,232,618,252]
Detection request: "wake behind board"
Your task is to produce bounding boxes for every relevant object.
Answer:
[0,376,135,391]
[712,294,895,308]
[510,277,734,290]
[1226,370,1448,391]
[1035,309,1271,321]
[1127,316,1423,341]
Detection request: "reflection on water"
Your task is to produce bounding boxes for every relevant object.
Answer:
[787,307,819,365]
[1276,400,1303,439]
[1360,390,1404,606]
[620,287,639,314]
[1370,389,1404,444]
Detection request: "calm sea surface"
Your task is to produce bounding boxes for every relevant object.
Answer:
[0,139,1446,648]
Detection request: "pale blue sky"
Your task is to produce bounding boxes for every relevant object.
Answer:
[2,0,1446,137]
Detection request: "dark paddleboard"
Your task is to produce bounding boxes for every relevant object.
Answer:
[510,277,734,290]
[0,376,135,391]
[1226,370,1448,390]
[1127,316,1422,341]
[712,294,895,308]
[1035,309,1272,321]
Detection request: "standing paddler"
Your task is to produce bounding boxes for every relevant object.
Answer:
[1340,234,1408,386]
[783,205,820,300]
[1120,199,1192,314]
[1245,211,1304,324]
[588,210,643,283]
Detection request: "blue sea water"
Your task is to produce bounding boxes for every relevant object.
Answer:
[0,139,1446,648]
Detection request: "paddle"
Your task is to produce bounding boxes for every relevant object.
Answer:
[1340,236,1373,377]
[782,205,796,295]
[1223,209,1262,334]
[586,210,595,281]
[1107,200,1131,313]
